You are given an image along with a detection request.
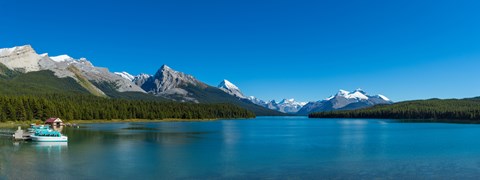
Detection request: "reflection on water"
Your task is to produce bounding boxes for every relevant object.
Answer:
[34,142,68,152]
[2,117,480,179]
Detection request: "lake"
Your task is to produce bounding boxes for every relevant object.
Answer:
[2,116,480,179]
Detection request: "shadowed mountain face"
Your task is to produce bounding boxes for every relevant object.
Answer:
[297,89,392,115]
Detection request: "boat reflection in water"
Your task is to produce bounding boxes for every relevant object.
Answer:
[34,142,68,152]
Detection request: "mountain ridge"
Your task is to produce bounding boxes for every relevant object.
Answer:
[0,45,282,116]
[0,45,393,117]
[297,89,392,115]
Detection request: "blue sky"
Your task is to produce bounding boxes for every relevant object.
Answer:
[1,0,480,102]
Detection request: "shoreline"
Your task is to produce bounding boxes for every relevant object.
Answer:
[0,118,253,128]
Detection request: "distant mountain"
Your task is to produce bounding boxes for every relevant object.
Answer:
[297,89,392,115]
[218,79,246,98]
[247,96,307,114]
[214,79,307,114]
[275,99,308,113]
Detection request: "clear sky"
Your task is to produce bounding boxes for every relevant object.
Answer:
[1,0,480,102]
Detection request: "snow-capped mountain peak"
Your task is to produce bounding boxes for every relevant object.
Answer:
[353,88,366,94]
[0,45,32,56]
[279,98,294,104]
[246,97,306,114]
[267,98,306,113]
[278,98,307,106]
[347,91,368,100]
[219,79,239,90]
[297,88,393,115]
[335,89,368,100]
[337,89,350,96]
[50,54,74,62]
[114,71,135,81]
[218,79,245,98]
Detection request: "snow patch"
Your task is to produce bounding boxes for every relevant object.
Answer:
[114,71,135,81]
[218,79,245,98]
[346,91,369,100]
[50,54,74,62]
[377,94,390,101]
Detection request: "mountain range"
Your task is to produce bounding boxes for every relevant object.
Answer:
[0,45,282,116]
[213,78,392,114]
[0,45,392,116]
[215,79,307,113]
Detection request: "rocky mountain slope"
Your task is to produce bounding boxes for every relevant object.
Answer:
[0,45,145,97]
[132,65,205,103]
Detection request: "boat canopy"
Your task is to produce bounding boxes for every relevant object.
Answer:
[34,128,61,137]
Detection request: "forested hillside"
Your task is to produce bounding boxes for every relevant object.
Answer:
[0,70,89,95]
[309,98,480,122]
[0,94,255,121]
[0,68,255,120]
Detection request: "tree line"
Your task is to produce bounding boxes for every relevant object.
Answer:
[309,98,480,121]
[0,94,255,122]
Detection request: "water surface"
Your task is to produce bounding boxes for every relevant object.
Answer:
[2,116,480,179]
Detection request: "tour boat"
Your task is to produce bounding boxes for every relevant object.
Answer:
[29,125,68,142]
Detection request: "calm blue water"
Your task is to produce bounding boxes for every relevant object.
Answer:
[2,116,480,179]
